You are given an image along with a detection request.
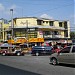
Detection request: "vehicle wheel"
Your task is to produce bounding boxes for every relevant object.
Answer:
[17,52,21,56]
[35,52,39,56]
[2,53,6,56]
[51,58,57,65]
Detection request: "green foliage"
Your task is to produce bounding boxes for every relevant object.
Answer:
[70,31,75,39]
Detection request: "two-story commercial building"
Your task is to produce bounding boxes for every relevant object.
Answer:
[9,17,70,45]
[0,17,71,45]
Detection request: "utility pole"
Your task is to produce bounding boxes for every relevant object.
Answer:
[10,9,13,39]
[26,20,29,47]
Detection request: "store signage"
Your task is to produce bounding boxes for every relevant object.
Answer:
[29,38,44,42]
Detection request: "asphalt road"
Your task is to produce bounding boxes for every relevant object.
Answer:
[0,55,75,75]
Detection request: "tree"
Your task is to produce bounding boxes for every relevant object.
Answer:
[70,31,75,39]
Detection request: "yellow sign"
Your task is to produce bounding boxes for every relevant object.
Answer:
[8,38,44,44]
[16,38,27,43]
[29,38,44,42]
[8,38,27,44]
[8,39,15,44]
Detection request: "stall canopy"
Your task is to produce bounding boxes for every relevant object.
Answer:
[0,43,15,48]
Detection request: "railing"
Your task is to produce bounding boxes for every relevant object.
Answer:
[53,35,62,38]
[44,35,52,38]
[44,35,62,38]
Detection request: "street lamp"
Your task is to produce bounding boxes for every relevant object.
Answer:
[10,9,13,39]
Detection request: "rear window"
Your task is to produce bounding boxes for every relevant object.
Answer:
[72,46,75,53]
[32,46,52,50]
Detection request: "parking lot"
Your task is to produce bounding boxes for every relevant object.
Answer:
[0,55,75,75]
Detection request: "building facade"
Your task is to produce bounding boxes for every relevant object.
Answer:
[0,19,9,41]
[0,17,70,44]
[12,17,70,39]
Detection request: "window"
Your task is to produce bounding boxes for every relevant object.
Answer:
[46,21,48,23]
[64,31,68,37]
[43,21,45,23]
[49,21,53,26]
[54,31,59,35]
[37,20,42,25]
[60,47,71,53]
[59,22,62,27]
[72,46,75,53]
[44,31,51,35]
[64,22,67,29]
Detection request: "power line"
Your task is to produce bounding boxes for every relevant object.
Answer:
[24,3,73,16]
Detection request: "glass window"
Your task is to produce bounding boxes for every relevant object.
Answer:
[72,46,75,53]
[46,21,48,23]
[64,22,68,29]
[59,22,62,27]
[49,21,53,26]
[37,20,42,25]
[60,47,71,53]
[44,31,51,35]
[43,21,45,23]
[54,31,59,35]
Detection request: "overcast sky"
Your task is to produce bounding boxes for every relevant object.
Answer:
[0,0,74,31]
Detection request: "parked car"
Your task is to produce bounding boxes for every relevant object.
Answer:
[31,46,53,56]
[50,45,75,65]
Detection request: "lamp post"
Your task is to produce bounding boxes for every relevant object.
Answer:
[10,9,13,39]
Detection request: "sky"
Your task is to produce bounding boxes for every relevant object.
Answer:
[0,0,74,31]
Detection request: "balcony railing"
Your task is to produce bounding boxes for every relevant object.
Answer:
[44,35,62,38]
[53,35,62,38]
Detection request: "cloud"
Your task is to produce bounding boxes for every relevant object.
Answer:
[0,3,17,19]
[40,14,53,19]
[0,3,5,11]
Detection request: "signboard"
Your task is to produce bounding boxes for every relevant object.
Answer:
[29,38,44,42]
[8,39,15,44]
[8,38,44,44]
[8,38,27,44]
[16,38,27,43]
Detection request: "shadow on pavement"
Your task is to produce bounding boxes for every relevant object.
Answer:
[58,63,75,68]
[0,64,41,75]
[49,63,75,68]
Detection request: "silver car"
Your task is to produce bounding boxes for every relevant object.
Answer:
[50,45,75,65]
